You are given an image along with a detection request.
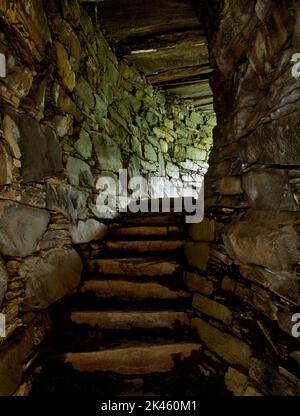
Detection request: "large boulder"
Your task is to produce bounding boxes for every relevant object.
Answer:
[22,248,82,311]
[0,202,50,257]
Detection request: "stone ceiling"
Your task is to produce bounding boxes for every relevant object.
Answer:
[81,0,213,111]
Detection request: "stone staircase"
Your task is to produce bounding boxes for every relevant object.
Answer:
[31,213,204,396]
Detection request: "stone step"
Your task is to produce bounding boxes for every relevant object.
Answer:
[80,280,191,301]
[53,343,201,375]
[104,240,185,254]
[87,258,182,276]
[122,214,183,225]
[110,226,184,239]
[70,310,190,330]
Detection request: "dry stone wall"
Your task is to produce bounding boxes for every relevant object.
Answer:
[0,0,213,395]
[186,0,300,396]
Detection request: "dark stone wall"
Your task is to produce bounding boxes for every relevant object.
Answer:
[186,0,300,395]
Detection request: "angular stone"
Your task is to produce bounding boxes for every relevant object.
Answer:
[22,248,82,311]
[192,318,253,368]
[46,183,88,221]
[186,147,207,161]
[166,162,180,179]
[223,210,300,271]
[193,293,233,325]
[93,133,122,171]
[75,130,92,160]
[225,367,249,396]
[158,152,166,177]
[185,242,210,271]
[54,114,73,138]
[70,220,108,244]
[5,112,62,182]
[55,42,76,93]
[184,272,214,295]
[75,77,95,109]
[0,202,50,257]
[242,169,297,210]
[217,176,242,195]
[128,157,141,179]
[131,136,142,157]
[0,142,13,185]
[189,218,219,242]
[66,157,94,188]
[239,113,300,165]
[144,143,157,162]
[2,114,21,159]
[160,140,168,153]
[249,358,296,396]
[0,256,8,308]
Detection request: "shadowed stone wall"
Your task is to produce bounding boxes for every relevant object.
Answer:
[0,0,213,394]
[186,0,300,396]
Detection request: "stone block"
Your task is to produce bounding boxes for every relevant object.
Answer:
[70,220,108,244]
[93,133,123,171]
[185,242,210,271]
[192,318,253,368]
[0,256,8,308]
[55,42,76,93]
[225,367,249,395]
[0,142,13,185]
[22,248,82,311]
[242,169,297,210]
[66,157,94,188]
[189,218,218,242]
[0,202,50,257]
[184,272,214,295]
[46,183,88,221]
[217,176,242,195]
[192,293,233,325]
[223,210,300,272]
[75,130,92,160]
[4,112,62,182]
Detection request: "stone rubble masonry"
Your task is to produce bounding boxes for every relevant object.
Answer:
[186,0,300,396]
[0,0,214,395]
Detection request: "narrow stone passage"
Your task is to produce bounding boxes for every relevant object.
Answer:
[30,213,213,396]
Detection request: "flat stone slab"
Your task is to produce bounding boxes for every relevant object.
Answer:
[70,310,190,330]
[81,280,190,301]
[58,343,201,375]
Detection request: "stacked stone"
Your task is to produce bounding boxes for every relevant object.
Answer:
[186,0,300,396]
[0,0,212,395]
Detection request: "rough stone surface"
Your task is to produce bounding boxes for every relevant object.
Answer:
[192,318,253,369]
[0,142,13,185]
[0,202,50,257]
[70,220,108,244]
[22,248,82,311]
[223,211,300,272]
[0,256,8,308]
[46,183,88,221]
[192,293,232,325]
[93,133,123,171]
[6,113,62,182]
[66,157,94,188]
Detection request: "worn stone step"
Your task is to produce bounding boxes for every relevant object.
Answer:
[105,240,185,254]
[80,280,191,301]
[70,310,190,330]
[87,258,182,276]
[54,343,201,375]
[122,214,183,225]
[110,226,184,239]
